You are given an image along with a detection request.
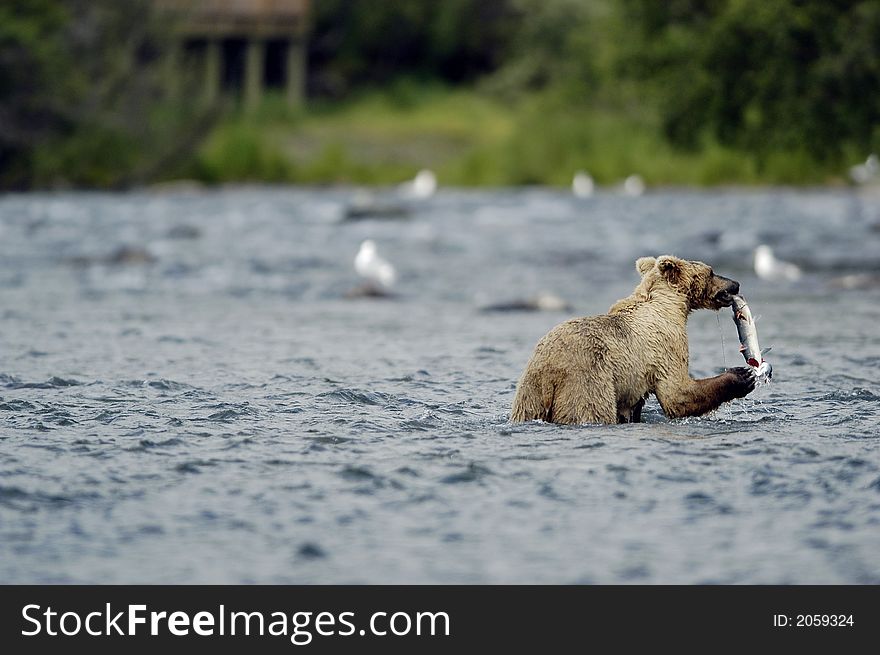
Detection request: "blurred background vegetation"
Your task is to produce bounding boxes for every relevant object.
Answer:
[2,0,879,190]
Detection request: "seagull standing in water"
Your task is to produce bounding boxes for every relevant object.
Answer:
[754,245,801,282]
[849,154,878,185]
[572,170,595,197]
[400,169,437,199]
[354,239,397,290]
[622,174,646,196]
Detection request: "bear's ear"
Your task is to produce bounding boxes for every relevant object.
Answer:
[657,255,683,285]
[636,257,656,276]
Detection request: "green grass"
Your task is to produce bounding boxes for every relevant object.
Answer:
[191,85,849,188]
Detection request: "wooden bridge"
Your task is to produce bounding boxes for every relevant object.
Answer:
[156,0,310,108]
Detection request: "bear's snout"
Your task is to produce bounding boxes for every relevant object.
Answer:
[712,276,740,306]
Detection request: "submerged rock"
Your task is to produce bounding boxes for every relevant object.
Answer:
[480,293,572,313]
[64,245,156,268]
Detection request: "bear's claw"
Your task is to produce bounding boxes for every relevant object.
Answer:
[727,366,757,398]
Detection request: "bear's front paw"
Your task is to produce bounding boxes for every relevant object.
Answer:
[727,366,757,398]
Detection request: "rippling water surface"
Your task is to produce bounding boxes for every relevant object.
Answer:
[1,186,879,583]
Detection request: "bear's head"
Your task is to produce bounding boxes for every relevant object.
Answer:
[635,255,740,310]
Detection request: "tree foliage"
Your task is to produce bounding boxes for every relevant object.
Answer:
[618,0,880,158]
[308,0,518,96]
[0,0,207,189]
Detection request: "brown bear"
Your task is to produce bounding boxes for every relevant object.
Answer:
[510,255,756,425]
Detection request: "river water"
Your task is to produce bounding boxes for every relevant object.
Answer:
[1,186,879,583]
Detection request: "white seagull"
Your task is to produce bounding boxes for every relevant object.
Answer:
[754,245,801,282]
[354,239,396,289]
[849,154,879,185]
[400,169,437,199]
[622,174,646,196]
[572,170,595,197]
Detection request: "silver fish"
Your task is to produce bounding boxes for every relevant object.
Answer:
[731,295,772,380]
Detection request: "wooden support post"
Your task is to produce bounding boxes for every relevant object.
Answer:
[285,38,305,107]
[161,39,181,98]
[204,39,221,105]
[245,38,265,111]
